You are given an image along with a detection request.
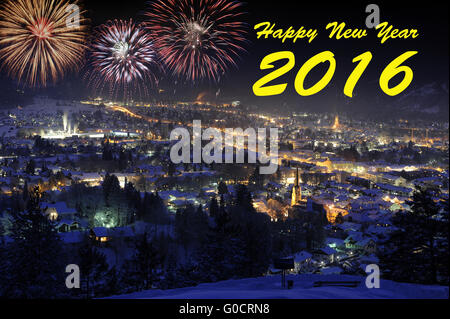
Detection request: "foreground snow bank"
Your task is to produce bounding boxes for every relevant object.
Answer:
[109,274,448,299]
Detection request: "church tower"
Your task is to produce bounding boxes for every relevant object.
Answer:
[291,168,302,206]
[332,114,340,130]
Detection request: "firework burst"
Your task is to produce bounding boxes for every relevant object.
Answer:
[145,0,247,83]
[86,19,160,101]
[0,0,88,87]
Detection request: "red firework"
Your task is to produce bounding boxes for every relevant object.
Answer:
[86,19,160,101]
[145,0,247,83]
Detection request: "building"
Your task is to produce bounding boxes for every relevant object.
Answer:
[313,247,338,264]
[332,114,341,130]
[291,168,302,206]
[41,202,77,221]
[293,251,312,273]
[90,227,111,243]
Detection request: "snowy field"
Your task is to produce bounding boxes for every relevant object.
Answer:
[109,274,449,299]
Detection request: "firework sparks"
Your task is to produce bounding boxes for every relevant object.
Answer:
[0,0,88,87]
[145,0,247,83]
[86,19,160,101]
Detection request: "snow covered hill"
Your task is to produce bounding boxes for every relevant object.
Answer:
[108,274,449,299]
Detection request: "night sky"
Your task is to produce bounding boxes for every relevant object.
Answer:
[0,0,448,114]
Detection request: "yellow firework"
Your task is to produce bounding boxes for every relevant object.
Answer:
[0,0,88,87]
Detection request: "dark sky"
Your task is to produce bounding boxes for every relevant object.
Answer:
[0,0,448,113]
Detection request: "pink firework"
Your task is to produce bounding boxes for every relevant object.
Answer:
[87,19,159,100]
[145,0,247,83]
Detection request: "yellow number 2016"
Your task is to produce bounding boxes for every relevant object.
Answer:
[295,51,336,96]
[344,51,373,98]
[253,51,418,98]
[379,51,418,96]
[252,51,295,96]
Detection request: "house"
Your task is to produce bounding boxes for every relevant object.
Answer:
[313,247,337,264]
[293,251,312,273]
[41,201,77,221]
[356,238,377,255]
[374,183,413,197]
[90,227,111,243]
[344,231,364,249]
[1,185,12,196]
[324,204,349,224]
[88,223,154,244]
[413,176,443,191]
[56,219,82,233]
[71,172,103,187]
[337,222,362,233]
[379,173,408,187]
[345,234,377,255]
[325,237,346,251]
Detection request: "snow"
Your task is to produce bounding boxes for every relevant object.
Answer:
[320,247,337,256]
[320,267,343,275]
[40,201,76,214]
[292,251,312,263]
[92,227,109,237]
[60,231,85,244]
[107,274,449,299]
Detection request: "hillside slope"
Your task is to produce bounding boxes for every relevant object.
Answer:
[109,274,449,299]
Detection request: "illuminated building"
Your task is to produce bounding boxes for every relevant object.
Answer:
[332,114,341,130]
[291,168,302,206]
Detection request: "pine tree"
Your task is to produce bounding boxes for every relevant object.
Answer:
[102,141,113,161]
[25,159,36,175]
[196,229,246,283]
[379,188,449,284]
[152,192,169,225]
[0,219,7,296]
[102,173,121,206]
[335,212,344,224]
[167,161,176,177]
[211,185,273,277]
[118,149,128,171]
[22,181,29,202]
[248,165,264,190]
[142,192,169,225]
[78,235,109,298]
[5,187,67,298]
[101,266,120,297]
[175,205,195,258]
[124,181,140,224]
[218,181,228,195]
[193,205,209,244]
[134,233,161,290]
[233,184,256,213]
[0,219,4,238]
[209,197,219,219]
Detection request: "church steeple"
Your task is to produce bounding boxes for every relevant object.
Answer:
[332,114,341,130]
[291,168,302,206]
